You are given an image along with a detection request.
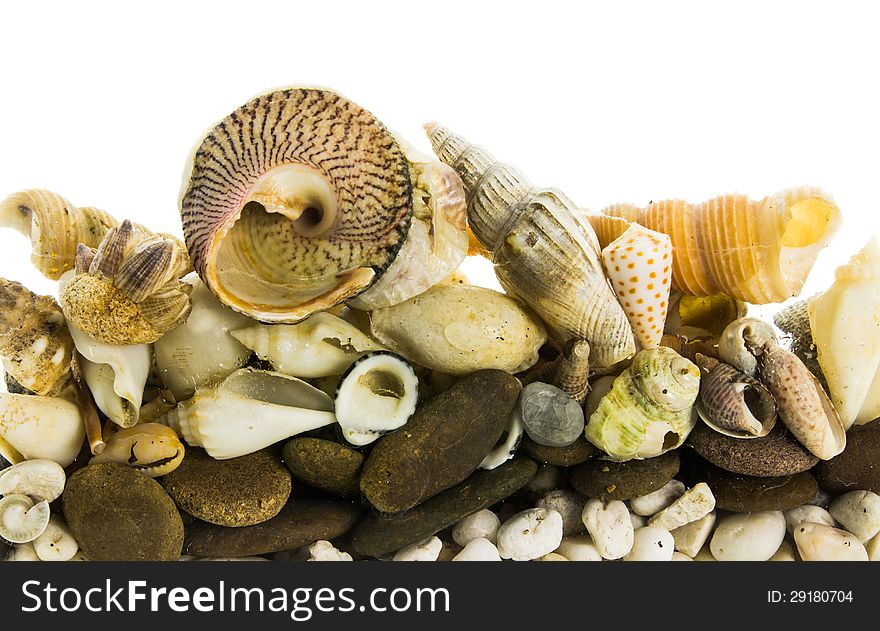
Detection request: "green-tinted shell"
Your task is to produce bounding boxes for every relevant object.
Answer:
[585,347,700,461]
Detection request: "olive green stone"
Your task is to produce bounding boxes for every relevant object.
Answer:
[360,369,521,513]
[520,435,598,467]
[63,463,183,561]
[352,458,537,558]
[282,438,363,497]
[688,422,818,477]
[682,458,818,512]
[185,499,362,557]
[816,418,880,494]
[568,451,680,501]
[160,448,291,527]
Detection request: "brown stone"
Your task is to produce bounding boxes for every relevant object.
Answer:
[568,451,680,501]
[520,435,598,467]
[816,419,880,494]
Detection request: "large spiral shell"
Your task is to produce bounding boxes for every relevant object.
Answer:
[587,188,840,304]
[425,124,635,368]
[179,88,415,322]
[0,189,119,279]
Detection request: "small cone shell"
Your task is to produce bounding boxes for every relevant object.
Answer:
[0,189,119,279]
[587,188,840,304]
[600,223,672,349]
[553,339,590,404]
[808,238,880,428]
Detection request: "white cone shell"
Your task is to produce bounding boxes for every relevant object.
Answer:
[0,394,84,467]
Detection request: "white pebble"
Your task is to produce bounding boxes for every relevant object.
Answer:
[537,489,586,536]
[630,480,686,517]
[710,511,786,561]
[555,535,603,561]
[624,527,674,561]
[865,531,880,561]
[769,540,797,561]
[648,482,715,531]
[5,543,39,561]
[307,540,352,562]
[452,509,501,546]
[829,490,880,543]
[452,538,502,561]
[784,505,836,535]
[670,511,716,558]
[582,499,633,560]
[497,508,564,561]
[693,544,716,561]
[393,536,443,561]
[671,551,693,561]
[539,553,569,561]
[629,512,648,530]
[793,522,869,561]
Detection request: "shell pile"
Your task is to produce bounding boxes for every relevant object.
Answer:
[1,86,878,562]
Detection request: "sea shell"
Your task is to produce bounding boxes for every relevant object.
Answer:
[773,298,828,392]
[718,317,779,378]
[0,393,85,467]
[552,339,590,404]
[60,220,193,345]
[584,347,700,461]
[231,312,385,379]
[0,189,119,279]
[758,346,845,460]
[369,283,547,376]
[90,423,185,477]
[179,87,416,322]
[0,278,73,396]
[665,291,747,339]
[334,351,419,446]
[62,308,151,429]
[695,354,776,439]
[161,368,337,459]
[346,133,468,310]
[587,187,841,304]
[659,334,719,364]
[600,223,673,349]
[808,238,880,428]
[154,274,255,401]
[425,124,635,368]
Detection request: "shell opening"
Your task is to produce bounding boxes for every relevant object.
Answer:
[356,370,405,399]
[782,198,836,248]
[662,431,679,451]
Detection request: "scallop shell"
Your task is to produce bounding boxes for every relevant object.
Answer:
[695,354,776,438]
[584,347,700,461]
[346,133,468,310]
[587,188,841,304]
[600,223,673,349]
[90,423,184,477]
[230,312,386,379]
[808,238,880,428]
[425,124,635,368]
[179,88,416,322]
[0,189,119,279]
[0,278,73,396]
[161,368,336,460]
[60,220,193,345]
[759,346,845,460]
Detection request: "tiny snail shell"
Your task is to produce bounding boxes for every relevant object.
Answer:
[695,354,777,439]
[718,317,779,377]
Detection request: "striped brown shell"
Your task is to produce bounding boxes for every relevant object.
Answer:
[179,88,413,322]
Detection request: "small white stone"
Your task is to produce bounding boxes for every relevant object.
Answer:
[624,527,674,561]
[793,522,869,561]
[865,531,880,561]
[33,516,78,562]
[670,511,716,558]
[554,535,603,561]
[693,544,716,561]
[452,509,501,546]
[630,480,686,517]
[5,542,40,561]
[710,511,786,561]
[393,536,443,562]
[581,499,633,560]
[769,540,796,561]
[629,512,648,530]
[671,551,693,561]
[784,505,836,535]
[829,490,880,543]
[307,540,352,562]
[539,553,569,561]
[525,465,564,496]
[648,482,715,531]
[452,538,502,561]
[537,489,586,536]
[497,508,564,561]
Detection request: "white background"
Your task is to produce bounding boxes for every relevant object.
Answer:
[1,1,878,307]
